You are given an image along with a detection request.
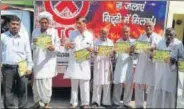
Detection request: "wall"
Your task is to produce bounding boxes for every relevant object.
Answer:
[166,1,184,41]
[173,14,184,40]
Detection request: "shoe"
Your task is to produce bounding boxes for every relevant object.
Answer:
[101,104,111,108]
[110,104,120,108]
[81,105,90,109]
[91,102,99,108]
[29,102,45,109]
[123,105,132,108]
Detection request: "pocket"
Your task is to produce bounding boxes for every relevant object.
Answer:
[13,41,25,53]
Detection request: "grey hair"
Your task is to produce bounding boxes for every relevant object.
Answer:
[123,25,130,31]
[165,28,177,37]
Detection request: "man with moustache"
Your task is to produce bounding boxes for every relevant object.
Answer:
[1,15,33,109]
[112,26,135,108]
[152,28,184,108]
[64,17,94,108]
[91,28,113,107]
[134,21,161,108]
[31,11,61,108]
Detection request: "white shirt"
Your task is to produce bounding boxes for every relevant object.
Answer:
[1,31,33,70]
[134,32,161,86]
[32,28,60,79]
[64,30,94,80]
[93,38,114,85]
[113,37,136,84]
[154,38,184,92]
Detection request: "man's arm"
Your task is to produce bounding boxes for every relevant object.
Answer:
[25,39,34,71]
[86,32,95,52]
[53,29,61,53]
[64,31,75,50]
[31,29,37,50]
[179,42,184,60]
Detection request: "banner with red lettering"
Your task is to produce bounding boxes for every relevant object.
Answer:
[35,1,168,67]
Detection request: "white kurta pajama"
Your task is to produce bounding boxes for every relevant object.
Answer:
[92,38,113,106]
[64,30,94,106]
[152,38,184,108]
[31,28,60,104]
[112,38,135,106]
[134,32,161,108]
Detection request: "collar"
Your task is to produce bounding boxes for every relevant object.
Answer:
[100,37,107,42]
[40,28,48,34]
[77,30,87,39]
[8,31,20,38]
[145,32,154,39]
[121,36,130,41]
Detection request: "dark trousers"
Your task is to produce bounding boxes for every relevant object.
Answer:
[2,65,28,109]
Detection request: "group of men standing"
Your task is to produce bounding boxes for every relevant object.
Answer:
[1,11,184,109]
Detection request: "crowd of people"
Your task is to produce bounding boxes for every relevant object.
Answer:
[1,11,184,109]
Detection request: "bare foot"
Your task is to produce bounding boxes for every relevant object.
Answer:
[44,104,51,109]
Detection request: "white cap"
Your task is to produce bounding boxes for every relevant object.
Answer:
[38,11,53,22]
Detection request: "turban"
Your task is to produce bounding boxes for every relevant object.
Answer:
[38,11,53,22]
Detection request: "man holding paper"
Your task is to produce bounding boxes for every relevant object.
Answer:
[152,28,184,108]
[112,26,136,108]
[31,11,61,108]
[1,16,33,109]
[134,21,161,108]
[91,28,113,107]
[64,17,94,108]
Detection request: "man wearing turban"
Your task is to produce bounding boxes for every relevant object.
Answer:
[30,11,61,108]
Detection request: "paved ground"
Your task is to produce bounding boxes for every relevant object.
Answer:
[0,86,146,109]
[1,73,184,109]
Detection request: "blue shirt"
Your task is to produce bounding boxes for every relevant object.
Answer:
[1,31,33,70]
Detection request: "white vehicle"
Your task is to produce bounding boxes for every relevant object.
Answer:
[1,10,33,39]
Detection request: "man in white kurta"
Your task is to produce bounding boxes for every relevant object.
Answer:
[31,11,61,108]
[152,28,184,108]
[112,26,136,108]
[64,17,94,108]
[134,21,161,108]
[91,28,113,107]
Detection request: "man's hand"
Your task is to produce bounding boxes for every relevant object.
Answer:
[64,42,75,49]
[150,50,154,58]
[33,39,37,45]
[164,57,171,64]
[130,46,135,53]
[126,46,135,55]
[87,47,94,52]
[47,45,55,51]
[25,70,32,75]
[94,50,98,55]
[110,51,116,57]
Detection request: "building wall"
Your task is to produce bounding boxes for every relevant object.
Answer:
[167,1,184,41]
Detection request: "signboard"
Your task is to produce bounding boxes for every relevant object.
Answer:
[34,1,168,71]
